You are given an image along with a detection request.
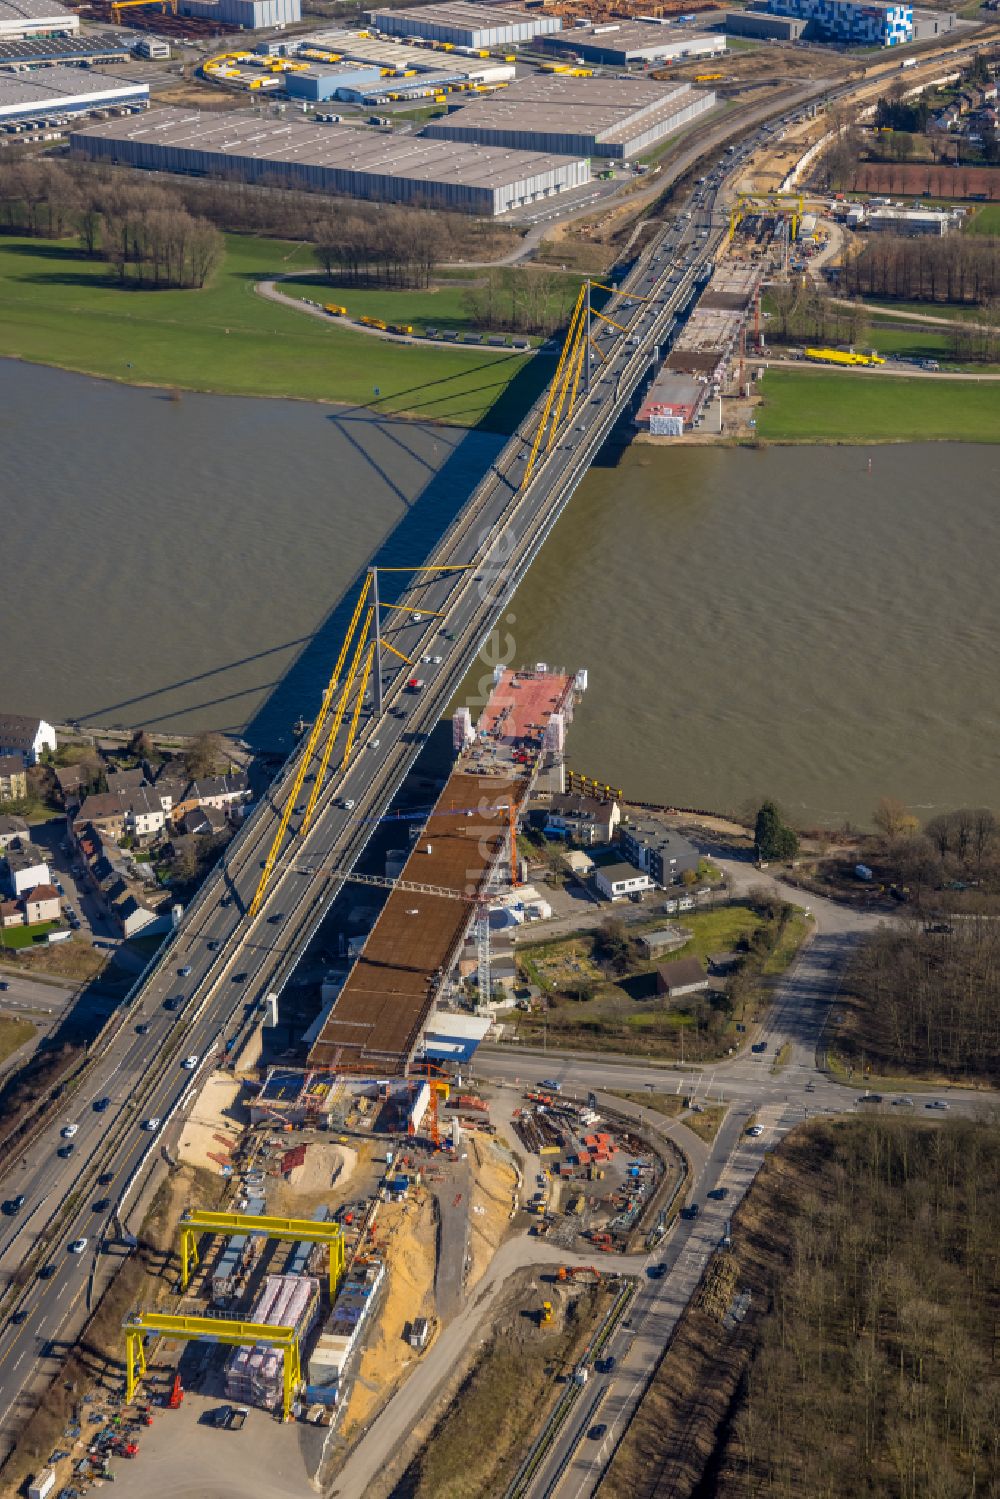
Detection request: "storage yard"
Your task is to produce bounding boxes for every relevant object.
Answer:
[423,74,716,160]
[69,108,591,215]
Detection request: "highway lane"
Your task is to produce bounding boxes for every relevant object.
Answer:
[0,100,815,1447]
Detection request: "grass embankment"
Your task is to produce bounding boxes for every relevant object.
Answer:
[603,1116,1000,1499]
[967,203,1000,235]
[1,937,108,982]
[0,234,545,429]
[399,1281,610,1499]
[756,368,1000,443]
[0,1016,36,1064]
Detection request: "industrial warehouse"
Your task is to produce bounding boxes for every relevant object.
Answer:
[0,65,148,126]
[423,74,716,160]
[544,20,726,67]
[0,0,77,38]
[69,107,592,214]
[365,1,563,48]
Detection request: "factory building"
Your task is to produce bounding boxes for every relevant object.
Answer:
[181,0,300,27]
[717,9,806,39]
[0,32,131,65]
[757,0,912,45]
[0,66,148,125]
[70,107,591,215]
[283,63,383,100]
[423,75,715,160]
[366,1,562,48]
[0,0,77,38]
[545,21,725,66]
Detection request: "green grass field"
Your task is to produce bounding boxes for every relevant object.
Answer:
[0,233,546,429]
[0,922,57,951]
[756,369,1000,443]
[967,204,1000,235]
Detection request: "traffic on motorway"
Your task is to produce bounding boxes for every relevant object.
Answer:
[0,104,804,1453]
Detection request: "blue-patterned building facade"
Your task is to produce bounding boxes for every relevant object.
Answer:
[761,0,913,45]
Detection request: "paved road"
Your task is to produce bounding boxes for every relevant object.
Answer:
[756,355,1000,380]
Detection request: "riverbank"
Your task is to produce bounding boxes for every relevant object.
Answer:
[755,367,1000,443]
[0,233,545,430]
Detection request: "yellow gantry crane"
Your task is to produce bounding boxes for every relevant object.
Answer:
[123,1311,302,1422]
[178,1208,346,1298]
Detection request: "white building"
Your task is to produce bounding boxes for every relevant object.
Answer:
[3,843,50,898]
[593,862,653,901]
[0,714,56,766]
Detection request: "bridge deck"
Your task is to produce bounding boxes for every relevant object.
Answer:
[307,769,528,1075]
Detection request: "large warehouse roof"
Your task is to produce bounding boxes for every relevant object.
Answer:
[367,1,562,44]
[546,21,725,63]
[70,106,591,214]
[424,73,715,158]
[0,65,148,118]
[0,0,78,31]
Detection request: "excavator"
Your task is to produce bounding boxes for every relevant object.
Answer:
[556,1265,602,1283]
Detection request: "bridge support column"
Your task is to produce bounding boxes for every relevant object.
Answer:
[370,565,383,718]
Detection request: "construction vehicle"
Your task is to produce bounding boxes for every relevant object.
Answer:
[557,1265,602,1282]
[391,323,413,336]
[324,303,347,316]
[358,315,388,331]
[167,1374,183,1408]
[540,1300,553,1325]
[804,347,885,368]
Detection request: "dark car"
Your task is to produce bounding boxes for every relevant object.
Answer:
[599,1355,617,1374]
[751,1041,768,1054]
[136,1022,151,1035]
[0,981,8,991]
[3,1195,26,1215]
[39,1263,57,1280]
[207,940,220,952]
[647,1263,667,1279]
[220,896,232,908]
[681,1203,700,1220]
[267,913,283,925]
[93,1096,110,1112]
[98,1172,114,1186]
[9,1309,27,1325]
[232,972,248,984]
[164,995,183,1012]
[57,1143,75,1159]
[708,1187,729,1201]
[92,1198,110,1213]
[589,1423,608,1440]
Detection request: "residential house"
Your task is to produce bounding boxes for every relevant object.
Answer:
[593,862,653,901]
[534,793,621,847]
[54,763,90,808]
[23,884,61,924]
[0,714,56,766]
[0,900,22,929]
[73,793,128,842]
[178,805,228,837]
[619,821,699,888]
[110,889,157,938]
[106,768,148,796]
[0,815,29,850]
[0,756,27,803]
[188,772,251,816]
[656,956,710,1000]
[2,841,51,898]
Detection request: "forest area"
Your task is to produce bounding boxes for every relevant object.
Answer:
[604,1117,1000,1499]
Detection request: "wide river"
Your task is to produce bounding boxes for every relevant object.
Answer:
[3,360,997,827]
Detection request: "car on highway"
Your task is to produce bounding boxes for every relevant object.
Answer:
[432,655,442,665]
[926,1099,950,1110]
[232,972,248,983]
[708,1187,729,1201]
[681,1203,700,1220]
[93,1097,110,1112]
[60,1124,78,1139]
[647,1263,667,1278]
[747,1125,764,1138]
[98,1171,114,1186]
[0,981,7,991]
[143,1117,161,1131]
[9,1309,27,1326]
[220,895,232,908]
[3,1195,26,1215]
[182,1055,199,1070]
[92,1198,110,1213]
[341,798,355,811]
[598,1355,616,1374]
[136,1022,150,1035]
[164,995,184,1012]
[589,1423,608,1440]
[267,913,284,924]
[410,612,423,622]
[178,965,192,977]
[207,940,220,952]
[892,1096,914,1107]
[68,1238,88,1254]
[57,1143,75,1158]
[39,1263,56,1280]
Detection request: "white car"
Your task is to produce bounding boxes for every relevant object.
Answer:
[421,655,432,664]
[747,1125,764,1138]
[432,655,443,665]
[143,1117,161,1132]
[69,1238,88,1254]
[60,1124,78,1139]
[411,612,423,622]
[182,1055,199,1070]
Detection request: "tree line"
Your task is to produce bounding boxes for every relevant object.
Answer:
[460,268,581,338]
[719,1117,1000,1499]
[314,207,439,288]
[841,231,1000,306]
[767,280,1000,361]
[0,159,223,288]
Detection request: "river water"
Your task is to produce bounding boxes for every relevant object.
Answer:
[2,360,996,826]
